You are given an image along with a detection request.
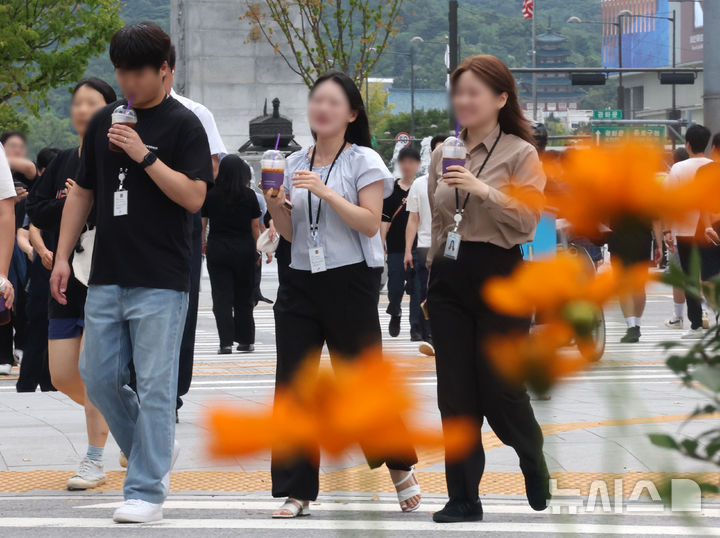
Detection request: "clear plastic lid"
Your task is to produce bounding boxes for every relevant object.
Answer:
[442,136,466,159]
[261,149,285,169]
[111,105,137,122]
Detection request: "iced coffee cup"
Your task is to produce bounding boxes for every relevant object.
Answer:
[441,136,466,175]
[109,105,137,152]
[261,150,285,196]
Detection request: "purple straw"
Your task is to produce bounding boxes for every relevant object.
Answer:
[455,121,460,138]
[274,133,281,151]
[126,96,134,111]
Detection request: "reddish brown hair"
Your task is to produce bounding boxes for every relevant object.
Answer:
[450,54,535,146]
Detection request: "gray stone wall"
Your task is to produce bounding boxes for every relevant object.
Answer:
[171,0,312,153]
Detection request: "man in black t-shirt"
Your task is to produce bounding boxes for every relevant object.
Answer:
[49,23,212,525]
[381,147,421,340]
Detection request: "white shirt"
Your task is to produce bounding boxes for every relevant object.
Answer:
[170,88,227,159]
[666,156,712,237]
[406,174,432,249]
[284,144,394,271]
[0,145,17,200]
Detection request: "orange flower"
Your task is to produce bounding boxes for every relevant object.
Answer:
[535,141,720,238]
[484,253,654,323]
[208,349,477,463]
[486,322,590,394]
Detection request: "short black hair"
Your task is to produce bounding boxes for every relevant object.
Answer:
[0,130,26,145]
[168,45,176,70]
[532,122,548,152]
[685,124,711,154]
[109,22,171,71]
[36,147,60,170]
[712,132,720,150]
[398,146,421,162]
[430,134,448,152]
[72,77,117,105]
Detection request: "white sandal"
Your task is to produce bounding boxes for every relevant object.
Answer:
[272,498,311,518]
[393,467,422,512]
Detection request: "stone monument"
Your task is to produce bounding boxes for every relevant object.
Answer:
[170,0,312,153]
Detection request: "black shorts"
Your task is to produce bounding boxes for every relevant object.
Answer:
[608,224,653,267]
[48,274,87,322]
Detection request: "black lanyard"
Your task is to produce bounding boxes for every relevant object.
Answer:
[307,142,347,239]
[455,130,502,217]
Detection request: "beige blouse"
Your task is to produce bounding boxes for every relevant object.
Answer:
[427,124,546,260]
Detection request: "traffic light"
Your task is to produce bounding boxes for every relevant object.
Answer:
[571,73,607,86]
[659,72,695,85]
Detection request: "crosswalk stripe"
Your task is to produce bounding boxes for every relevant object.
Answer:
[0,518,717,534]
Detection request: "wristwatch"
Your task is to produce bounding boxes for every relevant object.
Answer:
[142,151,158,169]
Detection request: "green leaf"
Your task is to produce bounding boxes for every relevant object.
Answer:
[648,433,680,450]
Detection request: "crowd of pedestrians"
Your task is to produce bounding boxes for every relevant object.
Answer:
[0,20,717,527]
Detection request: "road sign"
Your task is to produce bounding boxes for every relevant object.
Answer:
[395,132,411,147]
[591,125,665,141]
[593,109,623,120]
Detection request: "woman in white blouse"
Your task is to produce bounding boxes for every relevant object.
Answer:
[265,71,421,518]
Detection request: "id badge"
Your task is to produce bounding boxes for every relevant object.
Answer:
[114,190,128,216]
[444,231,462,260]
[309,246,327,273]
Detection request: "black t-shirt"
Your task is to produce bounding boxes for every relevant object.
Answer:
[202,187,261,240]
[26,148,81,252]
[382,180,415,254]
[75,96,213,291]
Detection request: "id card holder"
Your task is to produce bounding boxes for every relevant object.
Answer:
[309,246,327,273]
[114,190,128,216]
[444,231,461,260]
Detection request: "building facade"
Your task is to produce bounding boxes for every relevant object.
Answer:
[170,0,313,153]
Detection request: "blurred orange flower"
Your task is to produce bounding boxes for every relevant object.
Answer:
[208,349,477,463]
[486,322,591,394]
[482,253,655,391]
[522,141,720,238]
[484,253,654,323]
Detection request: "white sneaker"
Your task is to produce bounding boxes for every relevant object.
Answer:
[681,327,704,340]
[161,440,180,496]
[119,451,128,468]
[0,363,11,375]
[664,316,684,330]
[113,499,163,523]
[13,349,22,365]
[66,457,107,490]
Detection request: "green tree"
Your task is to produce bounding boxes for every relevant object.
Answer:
[241,0,406,88]
[366,82,395,131]
[25,112,77,157]
[0,102,28,134]
[0,0,123,112]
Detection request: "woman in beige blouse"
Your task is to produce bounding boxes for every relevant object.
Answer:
[426,55,548,523]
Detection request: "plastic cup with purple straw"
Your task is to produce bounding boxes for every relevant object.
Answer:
[261,133,285,197]
[109,97,137,152]
[441,122,466,175]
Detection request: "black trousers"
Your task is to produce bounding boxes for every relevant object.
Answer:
[271,262,418,501]
[16,257,53,392]
[427,241,546,502]
[677,238,704,330]
[177,212,202,409]
[207,236,256,348]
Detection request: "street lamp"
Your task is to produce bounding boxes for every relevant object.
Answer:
[369,36,423,139]
[615,10,678,116]
[568,12,629,117]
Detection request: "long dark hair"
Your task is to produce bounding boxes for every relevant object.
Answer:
[214,155,253,204]
[450,55,535,146]
[309,72,371,148]
[72,77,117,105]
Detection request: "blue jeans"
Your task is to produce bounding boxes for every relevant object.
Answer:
[80,285,189,503]
[386,252,422,333]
